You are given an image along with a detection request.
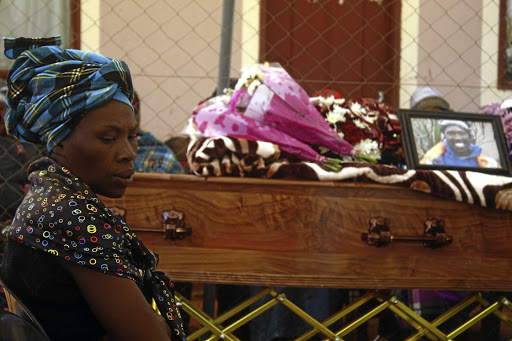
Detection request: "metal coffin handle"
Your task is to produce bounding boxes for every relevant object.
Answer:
[106,206,192,241]
[162,210,192,240]
[361,216,452,248]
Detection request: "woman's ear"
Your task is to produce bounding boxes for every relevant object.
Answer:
[51,143,66,162]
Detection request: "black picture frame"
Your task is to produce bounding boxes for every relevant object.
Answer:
[397,109,512,176]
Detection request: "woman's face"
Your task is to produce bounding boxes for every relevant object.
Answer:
[53,99,138,198]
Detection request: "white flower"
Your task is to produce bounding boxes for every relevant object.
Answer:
[350,102,363,115]
[247,79,262,96]
[354,138,381,160]
[325,110,345,125]
[338,131,345,139]
[353,118,368,129]
[310,95,345,107]
[332,104,350,119]
[388,113,398,121]
[323,95,335,107]
[361,110,378,124]
[234,76,249,90]
[235,64,263,90]
[309,96,322,105]
[219,94,232,105]
[334,98,346,106]
[328,96,345,106]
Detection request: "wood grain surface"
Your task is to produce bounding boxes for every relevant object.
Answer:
[99,173,512,290]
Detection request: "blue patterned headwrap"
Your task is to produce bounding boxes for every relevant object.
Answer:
[3,36,134,152]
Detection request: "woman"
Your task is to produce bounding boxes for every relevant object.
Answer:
[0,36,185,341]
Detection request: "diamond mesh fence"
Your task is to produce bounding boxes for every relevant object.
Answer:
[1,0,512,339]
[2,0,511,142]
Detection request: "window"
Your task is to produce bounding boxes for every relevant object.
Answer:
[0,0,80,78]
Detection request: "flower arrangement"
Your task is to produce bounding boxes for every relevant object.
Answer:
[193,64,405,170]
[310,89,404,165]
[194,63,387,171]
[193,64,345,171]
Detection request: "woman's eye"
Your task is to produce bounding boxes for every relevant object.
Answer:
[102,137,115,143]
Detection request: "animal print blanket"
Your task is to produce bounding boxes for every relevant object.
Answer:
[187,135,512,212]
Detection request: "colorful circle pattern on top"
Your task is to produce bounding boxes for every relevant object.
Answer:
[4,157,186,340]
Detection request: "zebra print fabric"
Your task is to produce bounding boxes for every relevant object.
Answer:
[187,135,512,211]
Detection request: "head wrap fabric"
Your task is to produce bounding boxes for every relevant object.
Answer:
[3,36,134,152]
[410,86,450,111]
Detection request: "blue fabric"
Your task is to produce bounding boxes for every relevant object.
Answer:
[432,140,481,167]
[3,36,134,152]
[135,130,183,174]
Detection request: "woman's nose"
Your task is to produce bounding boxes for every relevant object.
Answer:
[118,139,137,162]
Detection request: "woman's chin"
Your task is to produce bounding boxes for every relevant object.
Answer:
[97,187,127,199]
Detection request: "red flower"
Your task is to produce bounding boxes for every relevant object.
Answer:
[312,90,404,165]
[337,120,366,145]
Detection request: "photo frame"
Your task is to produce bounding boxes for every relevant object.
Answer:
[397,109,512,175]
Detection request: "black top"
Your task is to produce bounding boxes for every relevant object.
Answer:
[0,239,106,341]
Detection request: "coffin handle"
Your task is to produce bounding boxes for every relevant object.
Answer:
[361,216,452,248]
[162,210,192,240]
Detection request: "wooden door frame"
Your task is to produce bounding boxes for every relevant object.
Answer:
[258,0,401,107]
[498,0,512,89]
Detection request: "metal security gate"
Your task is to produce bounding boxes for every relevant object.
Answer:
[174,287,512,340]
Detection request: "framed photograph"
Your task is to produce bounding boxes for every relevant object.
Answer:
[397,109,512,175]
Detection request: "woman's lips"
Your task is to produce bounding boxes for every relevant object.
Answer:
[112,173,134,186]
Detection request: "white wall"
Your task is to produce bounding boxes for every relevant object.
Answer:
[400,0,512,112]
[81,0,243,141]
[78,0,512,140]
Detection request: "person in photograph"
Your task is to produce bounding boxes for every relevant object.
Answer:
[420,119,500,168]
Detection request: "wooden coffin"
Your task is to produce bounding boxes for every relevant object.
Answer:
[99,173,512,291]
